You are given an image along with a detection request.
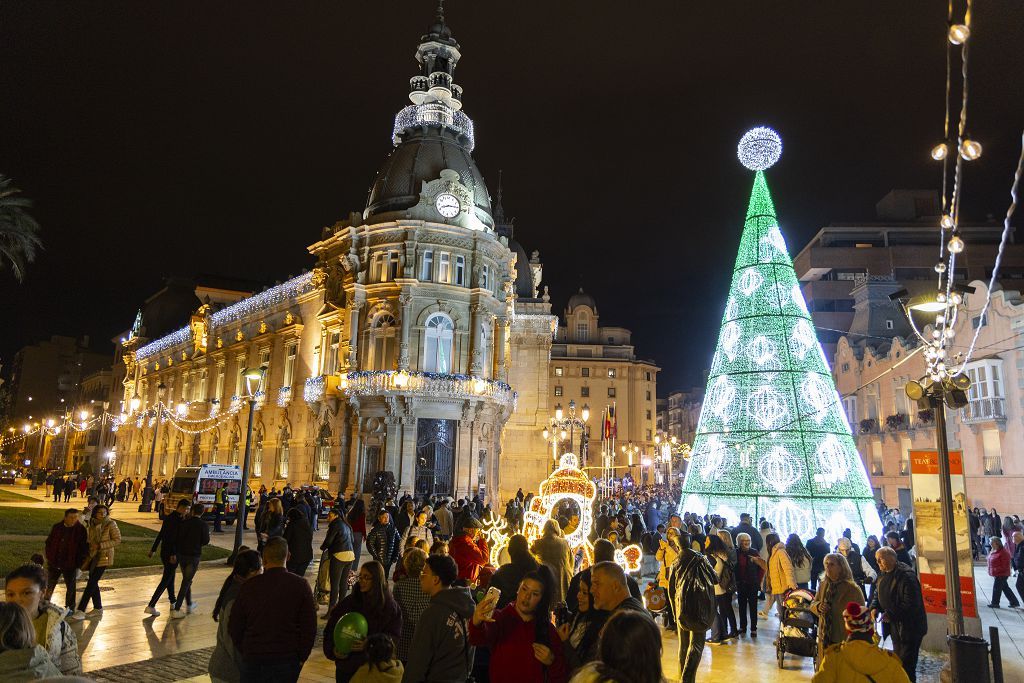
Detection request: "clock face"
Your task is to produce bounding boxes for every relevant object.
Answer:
[435,193,461,219]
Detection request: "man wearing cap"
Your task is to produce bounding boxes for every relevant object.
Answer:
[812,601,910,683]
[449,513,489,584]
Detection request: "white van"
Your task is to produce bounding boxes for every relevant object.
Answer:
[165,464,242,521]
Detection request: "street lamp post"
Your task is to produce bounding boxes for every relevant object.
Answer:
[231,366,266,562]
[29,424,46,490]
[541,400,590,471]
[138,383,167,513]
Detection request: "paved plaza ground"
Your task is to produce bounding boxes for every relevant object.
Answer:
[2,483,1022,682]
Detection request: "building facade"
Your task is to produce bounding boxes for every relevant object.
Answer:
[112,9,563,502]
[793,190,1024,361]
[549,290,660,469]
[663,388,703,445]
[834,278,1024,512]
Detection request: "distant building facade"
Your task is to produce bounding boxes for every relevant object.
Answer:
[834,278,1024,512]
[793,190,1024,362]
[549,289,659,467]
[664,388,703,445]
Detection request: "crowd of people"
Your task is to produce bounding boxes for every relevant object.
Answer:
[2,482,1023,683]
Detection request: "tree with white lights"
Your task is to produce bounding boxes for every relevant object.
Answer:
[679,128,881,544]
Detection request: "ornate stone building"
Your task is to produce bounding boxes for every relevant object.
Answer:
[113,8,558,501]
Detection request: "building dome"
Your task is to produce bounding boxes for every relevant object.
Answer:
[364,127,493,228]
[567,288,597,312]
[509,239,535,299]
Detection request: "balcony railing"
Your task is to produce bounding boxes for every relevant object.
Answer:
[962,397,1006,424]
[984,456,1004,475]
[859,418,878,435]
[885,413,908,431]
[335,370,516,409]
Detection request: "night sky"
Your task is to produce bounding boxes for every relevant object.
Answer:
[2,2,1022,393]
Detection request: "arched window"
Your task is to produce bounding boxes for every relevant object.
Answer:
[423,313,454,373]
[369,314,398,371]
[277,428,290,479]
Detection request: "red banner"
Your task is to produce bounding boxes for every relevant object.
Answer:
[920,573,978,619]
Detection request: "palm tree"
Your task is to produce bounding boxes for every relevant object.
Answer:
[0,174,43,282]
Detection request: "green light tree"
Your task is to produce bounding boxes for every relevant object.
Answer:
[680,132,881,544]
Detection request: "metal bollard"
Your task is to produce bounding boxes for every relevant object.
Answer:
[989,626,1003,683]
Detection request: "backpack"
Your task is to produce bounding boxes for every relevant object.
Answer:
[716,555,737,593]
[671,551,717,632]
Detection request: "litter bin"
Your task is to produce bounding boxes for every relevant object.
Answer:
[948,634,990,683]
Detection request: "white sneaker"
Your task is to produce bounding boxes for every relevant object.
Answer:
[187,601,198,613]
[170,609,186,619]
[85,609,103,618]
[68,611,85,622]
[144,605,160,616]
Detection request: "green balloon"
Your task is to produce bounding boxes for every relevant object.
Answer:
[333,611,369,656]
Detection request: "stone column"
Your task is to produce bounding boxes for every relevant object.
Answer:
[337,405,351,492]
[469,303,482,375]
[384,417,402,475]
[496,317,511,382]
[345,412,361,496]
[398,292,413,370]
[347,301,364,370]
[399,418,417,495]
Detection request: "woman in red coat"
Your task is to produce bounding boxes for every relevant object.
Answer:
[469,565,567,683]
[324,561,402,683]
[987,537,1021,608]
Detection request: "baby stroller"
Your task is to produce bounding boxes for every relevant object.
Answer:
[776,588,818,670]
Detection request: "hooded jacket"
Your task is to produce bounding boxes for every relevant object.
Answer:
[401,586,476,683]
[811,639,912,683]
[448,533,489,583]
[35,600,82,676]
[0,645,61,682]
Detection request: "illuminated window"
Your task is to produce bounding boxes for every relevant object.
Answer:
[554,386,563,396]
[283,344,297,388]
[421,250,433,281]
[423,313,454,373]
[608,368,616,378]
[439,253,451,283]
[325,332,340,376]
[555,367,563,377]
[576,323,590,342]
[370,314,397,371]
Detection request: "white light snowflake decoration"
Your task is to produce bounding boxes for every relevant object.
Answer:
[790,319,817,360]
[766,499,813,539]
[738,269,764,296]
[738,126,783,171]
[747,336,779,368]
[725,296,738,320]
[801,373,833,424]
[758,446,803,494]
[706,376,738,424]
[699,434,729,481]
[814,434,850,488]
[747,385,789,430]
[721,322,742,361]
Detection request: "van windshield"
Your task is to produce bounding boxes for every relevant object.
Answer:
[198,478,241,495]
[171,476,197,494]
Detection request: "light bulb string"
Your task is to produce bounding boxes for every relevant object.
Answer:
[958,131,1024,370]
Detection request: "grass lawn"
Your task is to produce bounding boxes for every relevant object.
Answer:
[0,507,158,538]
[0,540,231,577]
[0,489,38,502]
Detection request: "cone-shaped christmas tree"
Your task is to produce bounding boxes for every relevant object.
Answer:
[679,128,881,544]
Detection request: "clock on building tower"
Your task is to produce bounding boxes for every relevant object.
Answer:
[435,193,461,218]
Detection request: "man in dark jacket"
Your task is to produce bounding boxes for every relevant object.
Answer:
[670,539,718,683]
[170,503,210,618]
[321,509,355,610]
[590,561,649,616]
[145,498,189,616]
[402,555,476,683]
[806,527,831,591]
[43,508,88,609]
[283,508,314,576]
[1013,530,1024,605]
[730,513,762,553]
[565,539,641,612]
[869,547,927,682]
[230,537,316,682]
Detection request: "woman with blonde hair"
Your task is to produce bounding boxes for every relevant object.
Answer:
[813,553,865,658]
[0,603,61,681]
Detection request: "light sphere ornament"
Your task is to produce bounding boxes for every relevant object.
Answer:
[738,126,783,171]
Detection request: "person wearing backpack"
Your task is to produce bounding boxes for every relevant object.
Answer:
[706,534,738,643]
[669,532,718,683]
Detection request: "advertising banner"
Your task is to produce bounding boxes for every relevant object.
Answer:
[909,449,982,646]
